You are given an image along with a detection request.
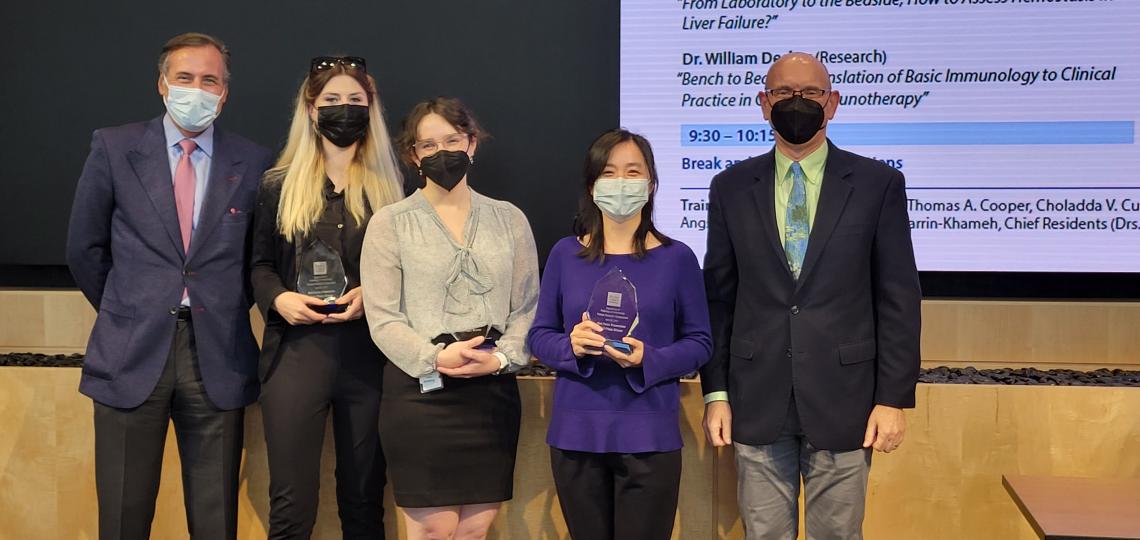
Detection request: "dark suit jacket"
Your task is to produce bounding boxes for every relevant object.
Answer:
[699,139,921,451]
[66,115,273,410]
[248,179,375,381]
[249,180,293,382]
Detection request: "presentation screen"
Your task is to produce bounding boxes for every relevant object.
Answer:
[621,0,1139,272]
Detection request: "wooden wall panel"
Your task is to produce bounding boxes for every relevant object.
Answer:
[919,299,1140,368]
[0,290,95,354]
[3,369,1138,540]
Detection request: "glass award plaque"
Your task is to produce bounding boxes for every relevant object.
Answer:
[451,325,497,351]
[296,238,348,314]
[586,267,639,354]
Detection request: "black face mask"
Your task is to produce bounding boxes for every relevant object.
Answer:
[317,104,369,148]
[419,150,471,191]
[769,95,826,145]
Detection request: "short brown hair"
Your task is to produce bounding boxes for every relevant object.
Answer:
[396,97,488,166]
[158,32,231,81]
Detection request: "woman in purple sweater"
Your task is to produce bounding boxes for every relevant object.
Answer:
[527,129,712,540]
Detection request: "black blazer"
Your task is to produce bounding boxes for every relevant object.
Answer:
[249,179,373,380]
[699,140,921,451]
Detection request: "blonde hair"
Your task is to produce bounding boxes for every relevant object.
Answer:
[266,67,404,243]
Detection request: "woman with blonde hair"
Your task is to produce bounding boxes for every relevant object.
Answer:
[250,56,403,539]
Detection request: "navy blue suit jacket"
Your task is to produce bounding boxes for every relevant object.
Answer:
[698,140,922,451]
[67,116,273,410]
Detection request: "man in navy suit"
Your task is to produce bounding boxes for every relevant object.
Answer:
[66,32,272,539]
[700,53,921,539]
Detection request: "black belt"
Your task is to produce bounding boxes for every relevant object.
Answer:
[174,306,193,321]
[431,326,503,346]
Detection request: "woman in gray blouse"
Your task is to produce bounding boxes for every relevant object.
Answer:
[360,97,539,540]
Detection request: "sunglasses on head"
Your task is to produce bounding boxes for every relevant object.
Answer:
[310,56,367,74]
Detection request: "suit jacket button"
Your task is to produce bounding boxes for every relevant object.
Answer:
[786,348,793,358]
[790,305,800,315]
[169,307,178,315]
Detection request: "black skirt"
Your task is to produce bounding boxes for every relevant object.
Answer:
[380,361,521,507]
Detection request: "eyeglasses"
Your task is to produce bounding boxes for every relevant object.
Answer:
[413,133,471,156]
[763,87,832,100]
[310,56,367,74]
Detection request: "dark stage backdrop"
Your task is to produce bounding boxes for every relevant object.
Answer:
[0,1,618,271]
[0,1,1134,298]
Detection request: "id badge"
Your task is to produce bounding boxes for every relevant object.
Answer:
[419,372,444,393]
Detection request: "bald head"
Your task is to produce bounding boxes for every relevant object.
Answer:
[766,52,831,91]
[760,52,839,152]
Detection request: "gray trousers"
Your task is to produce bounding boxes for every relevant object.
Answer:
[93,317,244,540]
[734,398,871,540]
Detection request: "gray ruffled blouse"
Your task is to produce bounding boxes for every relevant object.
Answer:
[360,189,539,378]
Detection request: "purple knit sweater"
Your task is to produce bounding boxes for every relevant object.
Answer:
[527,237,712,453]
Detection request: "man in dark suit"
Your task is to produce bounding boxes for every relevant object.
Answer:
[66,32,272,539]
[700,53,921,539]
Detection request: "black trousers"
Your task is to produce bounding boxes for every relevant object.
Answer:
[550,447,682,540]
[260,321,386,539]
[93,317,244,540]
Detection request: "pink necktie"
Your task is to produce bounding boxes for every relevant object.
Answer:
[174,139,197,253]
[174,139,196,302]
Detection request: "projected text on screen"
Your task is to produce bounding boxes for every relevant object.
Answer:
[621,1,1140,272]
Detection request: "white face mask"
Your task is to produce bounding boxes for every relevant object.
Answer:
[163,76,222,132]
[593,178,651,223]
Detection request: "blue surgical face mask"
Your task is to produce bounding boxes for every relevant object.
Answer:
[163,76,223,132]
[592,178,651,223]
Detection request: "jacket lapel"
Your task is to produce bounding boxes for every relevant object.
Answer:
[126,116,185,259]
[748,150,791,280]
[796,140,854,291]
[187,128,247,262]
